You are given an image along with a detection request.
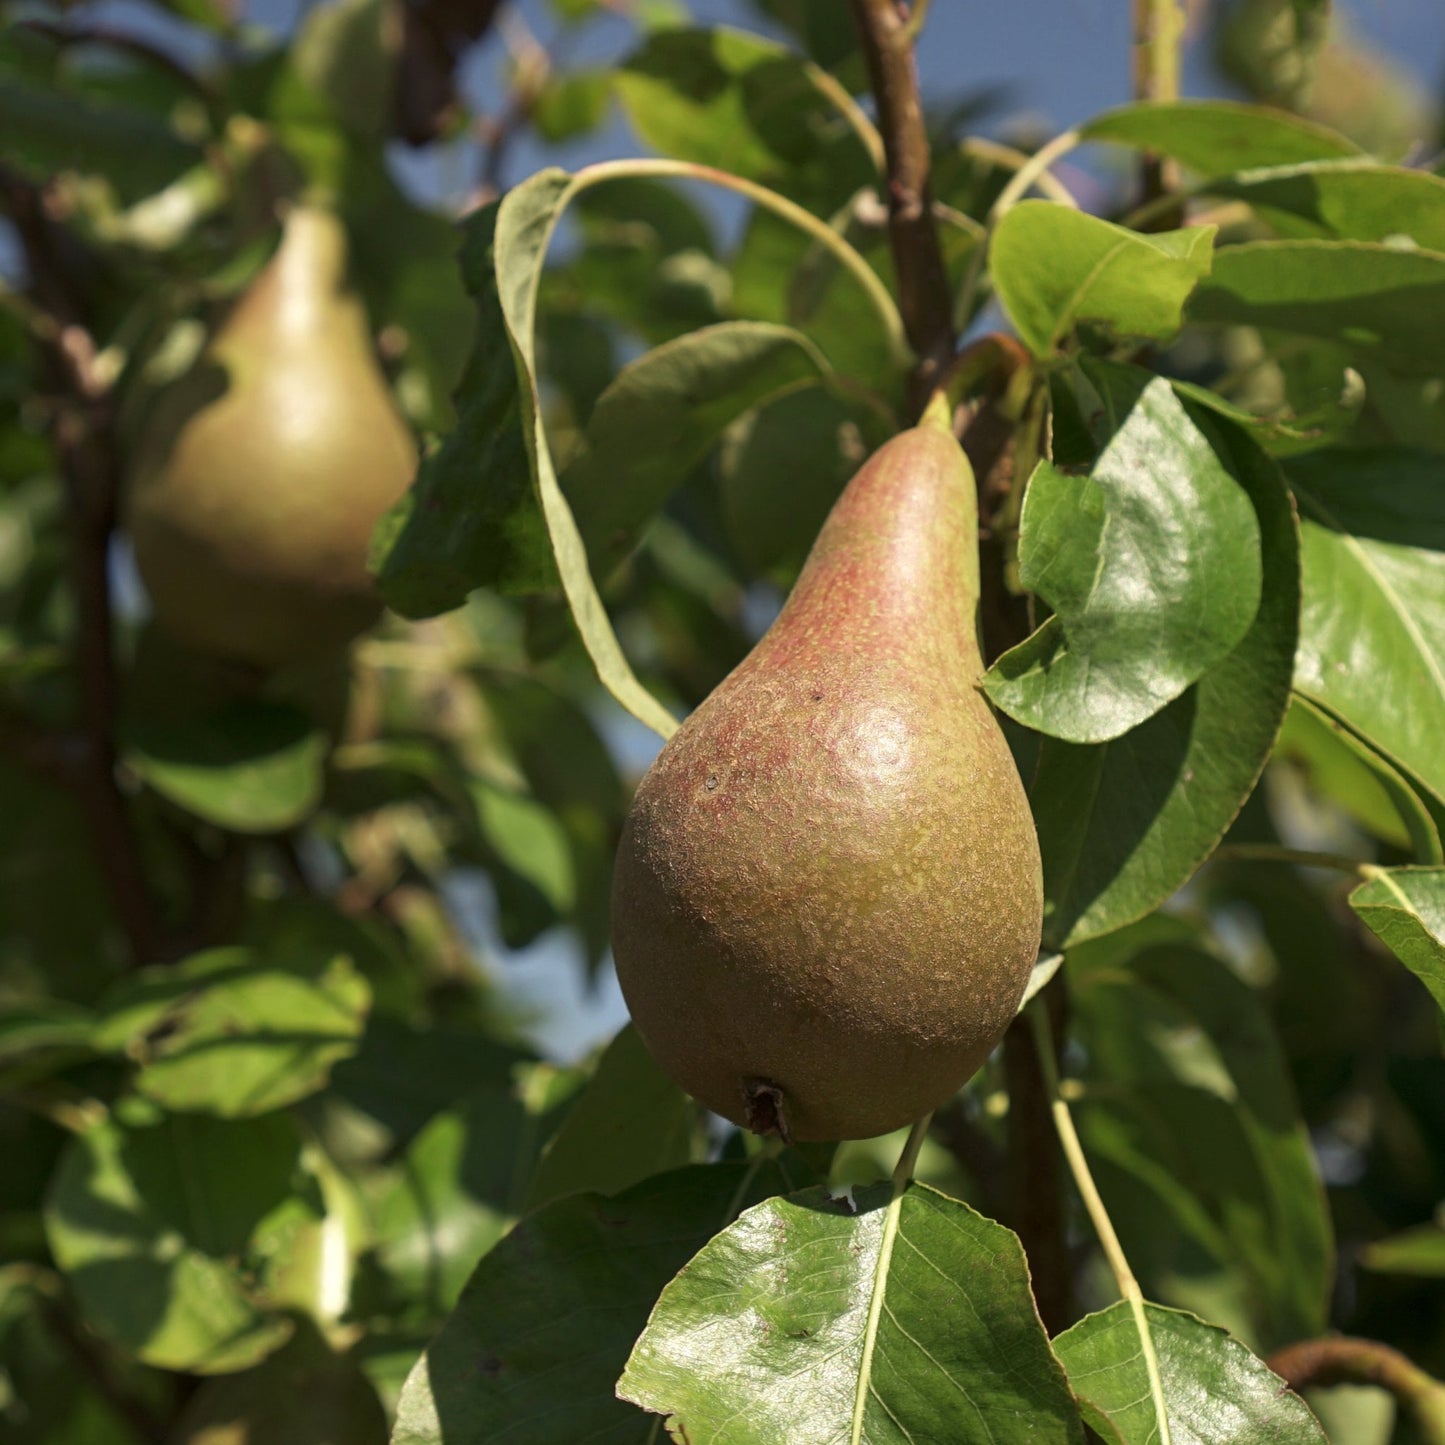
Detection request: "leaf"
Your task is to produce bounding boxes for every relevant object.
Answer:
[718,382,887,577]
[1285,447,1445,807]
[1349,868,1445,1017]
[93,946,370,1117]
[1359,1223,1445,1277]
[470,778,576,913]
[44,1108,301,1373]
[525,1024,698,1211]
[986,377,1262,743]
[1071,941,1333,1346]
[1190,241,1445,370]
[1206,161,1445,252]
[619,1182,1083,1444]
[991,202,1215,357]
[0,999,94,1087]
[564,321,831,581]
[121,700,327,834]
[614,27,875,211]
[371,201,543,618]
[366,1065,582,1320]
[1054,1303,1327,1444]
[1031,377,1299,947]
[532,69,613,144]
[493,167,679,739]
[1080,99,1359,175]
[391,1159,816,1445]
[289,0,395,141]
[1275,695,1443,862]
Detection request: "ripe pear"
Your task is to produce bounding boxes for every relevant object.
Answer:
[126,203,417,669]
[611,410,1043,1142]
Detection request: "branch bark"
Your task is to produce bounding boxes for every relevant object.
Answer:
[1267,1337,1445,1443]
[2,167,165,965]
[847,0,954,406]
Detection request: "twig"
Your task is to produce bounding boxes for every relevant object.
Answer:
[18,19,215,105]
[1031,1003,1174,1445]
[1003,981,1071,1333]
[1267,1337,1445,1444]
[2,169,165,965]
[1132,0,1186,217]
[1210,843,1373,877]
[847,0,955,404]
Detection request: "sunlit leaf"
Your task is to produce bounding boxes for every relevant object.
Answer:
[1349,867,1445,1017]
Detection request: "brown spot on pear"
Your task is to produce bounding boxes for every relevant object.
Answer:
[125,203,417,670]
[610,413,1043,1141]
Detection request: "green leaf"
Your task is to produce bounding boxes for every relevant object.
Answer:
[1359,1223,1445,1277]
[44,1109,301,1373]
[366,1065,582,1320]
[1349,868,1445,1017]
[0,999,95,1087]
[1285,448,1445,807]
[1071,941,1333,1345]
[525,1024,698,1211]
[470,778,576,913]
[289,0,395,141]
[371,201,542,618]
[121,700,327,834]
[1206,161,1445,252]
[614,27,875,211]
[1190,241,1445,370]
[986,377,1262,743]
[1054,1303,1327,1443]
[1275,695,1443,862]
[493,167,679,738]
[566,321,830,580]
[391,1160,815,1445]
[991,202,1215,357]
[620,1181,1082,1442]
[532,69,612,143]
[94,946,370,1117]
[719,382,889,577]
[1080,99,1359,174]
[1031,380,1299,947]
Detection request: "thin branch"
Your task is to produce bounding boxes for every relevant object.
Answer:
[959,137,1080,208]
[1267,1337,1445,1444]
[1031,1003,1173,1445]
[18,19,215,105]
[1131,0,1186,217]
[847,0,955,403]
[1210,843,1373,877]
[2,168,165,965]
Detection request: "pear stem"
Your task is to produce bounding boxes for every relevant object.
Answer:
[1030,1004,1174,1445]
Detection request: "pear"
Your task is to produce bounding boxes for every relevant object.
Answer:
[611,409,1043,1142]
[126,204,417,669]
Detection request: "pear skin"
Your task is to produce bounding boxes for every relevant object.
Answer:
[611,416,1043,1141]
[127,205,417,669]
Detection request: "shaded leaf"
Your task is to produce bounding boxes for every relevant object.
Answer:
[1081,99,1359,174]
[1349,867,1445,1017]
[1031,377,1299,947]
[44,1109,300,1373]
[391,1159,816,1445]
[1360,1223,1445,1278]
[493,167,679,738]
[992,202,1215,357]
[94,946,370,1117]
[1071,941,1332,1346]
[371,202,542,618]
[1207,161,1445,252]
[565,321,831,581]
[1054,1302,1327,1443]
[1286,447,1445,806]
[987,377,1262,743]
[619,1183,1083,1444]
[615,27,874,211]
[122,700,326,834]
[1190,241,1445,370]
[525,1024,698,1211]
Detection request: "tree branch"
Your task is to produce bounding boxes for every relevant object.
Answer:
[1267,1337,1445,1443]
[2,168,165,965]
[847,0,954,404]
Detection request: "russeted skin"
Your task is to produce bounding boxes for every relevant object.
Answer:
[611,418,1043,1142]
[127,205,417,670]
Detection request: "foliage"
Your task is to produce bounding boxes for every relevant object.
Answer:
[2,0,1444,1442]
